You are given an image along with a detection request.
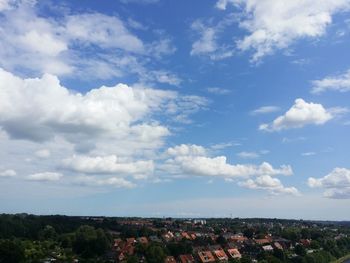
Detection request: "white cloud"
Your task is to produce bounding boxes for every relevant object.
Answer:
[167,144,207,157]
[76,176,136,188]
[150,70,181,86]
[0,68,206,156]
[165,144,292,179]
[62,155,154,179]
[35,149,51,158]
[207,87,231,95]
[260,98,334,131]
[216,0,350,61]
[191,29,216,55]
[301,152,316,156]
[0,169,16,177]
[0,0,12,11]
[27,172,63,182]
[251,106,280,115]
[239,175,301,196]
[0,1,179,83]
[0,69,208,189]
[211,142,240,150]
[147,38,177,59]
[312,69,350,93]
[308,168,350,198]
[179,157,292,178]
[237,151,259,159]
[190,18,236,60]
[216,0,236,10]
[65,13,144,53]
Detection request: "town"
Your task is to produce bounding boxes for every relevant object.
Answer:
[1,214,350,263]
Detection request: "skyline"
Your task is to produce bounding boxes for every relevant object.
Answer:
[0,0,350,220]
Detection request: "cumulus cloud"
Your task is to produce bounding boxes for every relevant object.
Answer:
[0,0,179,83]
[0,0,13,11]
[27,172,63,182]
[0,169,16,177]
[165,144,292,179]
[62,155,154,179]
[216,0,350,61]
[259,98,334,131]
[312,69,350,93]
[239,175,301,196]
[76,176,136,188]
[0,68,206,156]
[0,68,208,189]
[35,149,51,158]
[308,168,350,198]
[167,144,207,157]
[251,106,280,115]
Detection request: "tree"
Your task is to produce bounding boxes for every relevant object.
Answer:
[0,239,25,263]
[295,244,306,256]
[39,225,57,240]
[73,225,110,258]
[145,244,166,263]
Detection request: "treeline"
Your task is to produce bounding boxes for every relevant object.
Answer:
[0,214,115,262]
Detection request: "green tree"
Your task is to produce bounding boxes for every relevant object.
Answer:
[145,244,166,263]
[73,225,110,258]
[295,244,306,256]
[0,239,25,263]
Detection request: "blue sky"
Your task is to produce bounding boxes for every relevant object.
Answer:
[1,0,350,220]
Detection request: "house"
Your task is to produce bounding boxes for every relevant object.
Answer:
[231,235,248,243]
[213,249,228,261]
[273,242,283,250]
[300,239,311,247]
[181,232,192,240]
[164,256,176,263]
[162,231,174,242]
[198,251,216,263]
[126,238,136,245]
[227,248,242,259]
[273,238,291,250]
[262,245,274,252]
[179,254,195,263]
[114,238,123,250]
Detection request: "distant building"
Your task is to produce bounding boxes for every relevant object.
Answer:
[227,248,242,259]
[262,245,274,252]
[179,254,195,263]
[198,251,216,263]
[164,256,176,263]
[213,248,229,261]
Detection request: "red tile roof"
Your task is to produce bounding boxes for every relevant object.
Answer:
[179,254,195,263]
[198,251,216,263]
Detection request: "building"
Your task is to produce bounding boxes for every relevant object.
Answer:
[164,256,176,263]
[198,251,216,263]
[227,248,242,259]
[179,254,195,263]
[213,248,228,261]
[262,245,274,252]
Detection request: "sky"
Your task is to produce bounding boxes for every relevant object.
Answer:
[0,0,350,220]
